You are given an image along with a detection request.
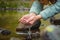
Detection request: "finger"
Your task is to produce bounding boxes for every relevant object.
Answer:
[25,16,35,23]
[29,17,37,25]
[29,20,35,25]
[20,16,27,21]
[21,18,27,23]
[19,15,29,22]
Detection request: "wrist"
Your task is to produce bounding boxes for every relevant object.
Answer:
[36,15,42,20]
[29,12,37,16]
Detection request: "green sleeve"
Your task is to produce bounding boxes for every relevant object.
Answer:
[29,1,43,15]
[39,0,60,20]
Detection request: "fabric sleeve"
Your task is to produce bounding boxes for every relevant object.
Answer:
[29,0,43,15]
[39,0,60,20]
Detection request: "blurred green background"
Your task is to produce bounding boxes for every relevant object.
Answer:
[0,0,60,40]
[0,0,30,40]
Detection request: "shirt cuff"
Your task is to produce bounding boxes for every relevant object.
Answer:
[40,12,48,20]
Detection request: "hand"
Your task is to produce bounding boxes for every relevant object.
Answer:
[26,14,41,25]
[19,13,42,25]
[19,14,30,24]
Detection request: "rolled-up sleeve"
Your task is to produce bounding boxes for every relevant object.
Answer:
[40,0,60,20]
[29,1,43,15]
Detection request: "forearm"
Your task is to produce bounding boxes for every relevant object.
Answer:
[29,0,43,15]
[39,1,60,20]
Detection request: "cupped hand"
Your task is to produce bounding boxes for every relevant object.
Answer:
[19,13,42,25]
